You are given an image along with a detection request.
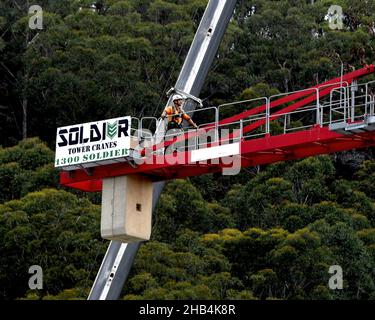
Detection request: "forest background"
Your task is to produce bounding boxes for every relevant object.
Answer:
[1,0,375,300]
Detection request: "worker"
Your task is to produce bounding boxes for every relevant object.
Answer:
[161,94,198,131]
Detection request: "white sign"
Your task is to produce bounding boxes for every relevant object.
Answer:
[191,142,240,162]
[55,116,132,170]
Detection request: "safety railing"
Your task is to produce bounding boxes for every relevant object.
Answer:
[128,79,375,156]
[268,87,319,137]
[329,86,349,124]
[329,81,375,124]
[161,106,218,152]
[365,80,375,116]
[217,97,268,142]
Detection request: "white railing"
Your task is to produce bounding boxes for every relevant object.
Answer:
[127,80,375,154]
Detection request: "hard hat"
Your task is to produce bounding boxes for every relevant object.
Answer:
[172,94,185,102]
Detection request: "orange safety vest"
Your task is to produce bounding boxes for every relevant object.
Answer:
[164,106,191,125]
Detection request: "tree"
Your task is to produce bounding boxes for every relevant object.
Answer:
[0,188,105,300]
[0,138,58,202]
[355,160,375,201]
[284,156,335,205]
[1,0,375,301]
[152,179,234,242]
[229,177,295,229]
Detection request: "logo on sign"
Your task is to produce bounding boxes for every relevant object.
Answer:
[55,117,131,169]
[57,119,129,147]
[107,122,118,140]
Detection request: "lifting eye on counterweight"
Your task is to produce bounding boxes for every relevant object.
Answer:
[166,87,203,108]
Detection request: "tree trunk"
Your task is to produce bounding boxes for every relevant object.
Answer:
[22,97,27,139]
[23,0,30,139]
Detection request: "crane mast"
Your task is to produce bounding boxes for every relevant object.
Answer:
[87,0,237,300]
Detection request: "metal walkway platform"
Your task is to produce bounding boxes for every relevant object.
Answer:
[329,115,375,134]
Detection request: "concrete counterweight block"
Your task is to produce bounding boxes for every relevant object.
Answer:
[101,175,153,242]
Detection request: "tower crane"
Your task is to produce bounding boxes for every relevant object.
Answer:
[54,0,375,300]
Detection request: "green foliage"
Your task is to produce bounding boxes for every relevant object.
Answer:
[314,221,375,299]
[3,0,375,146]
[0,189,105,300]
[332,180,375,224]
[1,136,375,300]
[124,238,245,300]
[0,137,54,169]
[1,0,203,145]
[226,177,295,229]
[152,180,235,242]
[239,83,280,101]
[41,288,87,300]
[355,160,375,200]
[0,138,58,202]
[1,0,375,301]
[284,156,335,205]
